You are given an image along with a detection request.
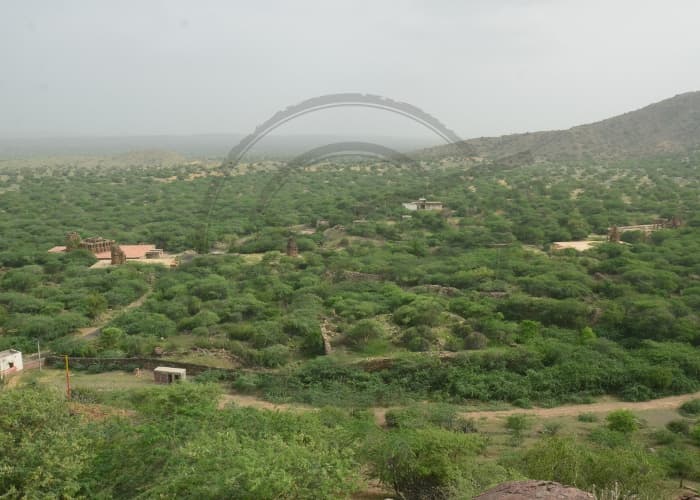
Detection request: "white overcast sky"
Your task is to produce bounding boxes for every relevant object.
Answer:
[1,0,699,142]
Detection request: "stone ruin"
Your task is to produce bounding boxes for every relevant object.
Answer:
[66,232,115,253]
[607,216,683,242]
[110,245,126,265]
[65,231,82,250]
[286,237,298,257]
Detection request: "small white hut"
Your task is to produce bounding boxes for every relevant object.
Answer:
[153,366,186,384]
[0,349,23,378]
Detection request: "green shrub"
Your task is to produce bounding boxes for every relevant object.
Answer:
[505,414,531,444]
[385,405,477,434]
[588,427,628,448]
[620,384,654,402]
[605,410,637,433]
[651,429,678,445]
[513,398,533,409]
[541,422,562,436]
[366,428,488,499]
[195,369,230,383]
[345,319,385,348]
[232,373,261,393]
[464,331,488,350]
[577,412,598,423]
[692,424,700,445]
[512,436,664,497]
[679,398,700,416]
[257,344,290,368]
[666,419,691,435]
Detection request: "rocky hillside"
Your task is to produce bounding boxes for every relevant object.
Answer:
[426,91,700,162]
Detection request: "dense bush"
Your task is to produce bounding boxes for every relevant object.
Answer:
[679,398,700,416]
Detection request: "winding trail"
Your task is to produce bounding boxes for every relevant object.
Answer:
[77,287,153,339]
[219,390,700,426]
[457,390,700,421]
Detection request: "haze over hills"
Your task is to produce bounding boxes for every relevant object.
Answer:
[419,91,700,163]
[2,92,699,164]
[0,134,438,160]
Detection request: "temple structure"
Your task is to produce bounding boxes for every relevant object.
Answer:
[48,232,163,264]
[286,237,298,257]
[607,217,682,242]
[111,245,126,265]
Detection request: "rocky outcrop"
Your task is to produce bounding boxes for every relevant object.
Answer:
[474,480,594,499]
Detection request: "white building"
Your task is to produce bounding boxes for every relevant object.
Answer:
[153,366,186,384]
[0,349,23,378]
[402,198,444,211]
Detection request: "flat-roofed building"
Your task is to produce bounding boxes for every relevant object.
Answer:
[153,366,186,384]
[402,198,444,211]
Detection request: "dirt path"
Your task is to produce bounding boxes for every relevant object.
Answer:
[217,393,311,412]
[77,287,153,339]
[218,390,700,426]
[459,391,700,421]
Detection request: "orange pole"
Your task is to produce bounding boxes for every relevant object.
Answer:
[65,355,71,400]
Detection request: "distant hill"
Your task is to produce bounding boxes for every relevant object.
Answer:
[425,91,700,162]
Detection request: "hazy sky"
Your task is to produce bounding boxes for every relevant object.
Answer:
[2,0,700,143]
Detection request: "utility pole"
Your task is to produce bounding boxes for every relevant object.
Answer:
[64,355,71,400]
[37,340,41,371]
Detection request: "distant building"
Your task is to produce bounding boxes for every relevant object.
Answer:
[153,366,186,384]
[48,232,162,262]
[111,245,126,265]
[286,237,299,257]
[0,349,23,378]
[551,241,600,252]
[402,198,444,211]
[607,217,683,242]
[145,249,164,259]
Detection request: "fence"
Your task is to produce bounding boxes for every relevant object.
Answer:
[46,356,235,376]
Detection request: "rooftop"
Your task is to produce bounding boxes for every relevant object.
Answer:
[154,366,186,374]
[0,349,21,357]
[551,241,601,252]
[94,244,156,260]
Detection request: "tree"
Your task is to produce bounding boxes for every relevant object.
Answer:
[366,428,492,499]
[98,326,126,351]
[661,446,699,488]
[0,388,93,497]
[84,292,107,318]
[505,414,532,445]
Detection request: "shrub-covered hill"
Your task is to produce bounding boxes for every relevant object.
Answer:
[421,91,700,162]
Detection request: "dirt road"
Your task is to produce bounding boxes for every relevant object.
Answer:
[218,390,700,426]
[458,391,700,421]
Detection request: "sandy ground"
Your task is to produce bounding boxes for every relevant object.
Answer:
[551,240,601,251]
[217,393,311,412]
[89,256,176,269]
